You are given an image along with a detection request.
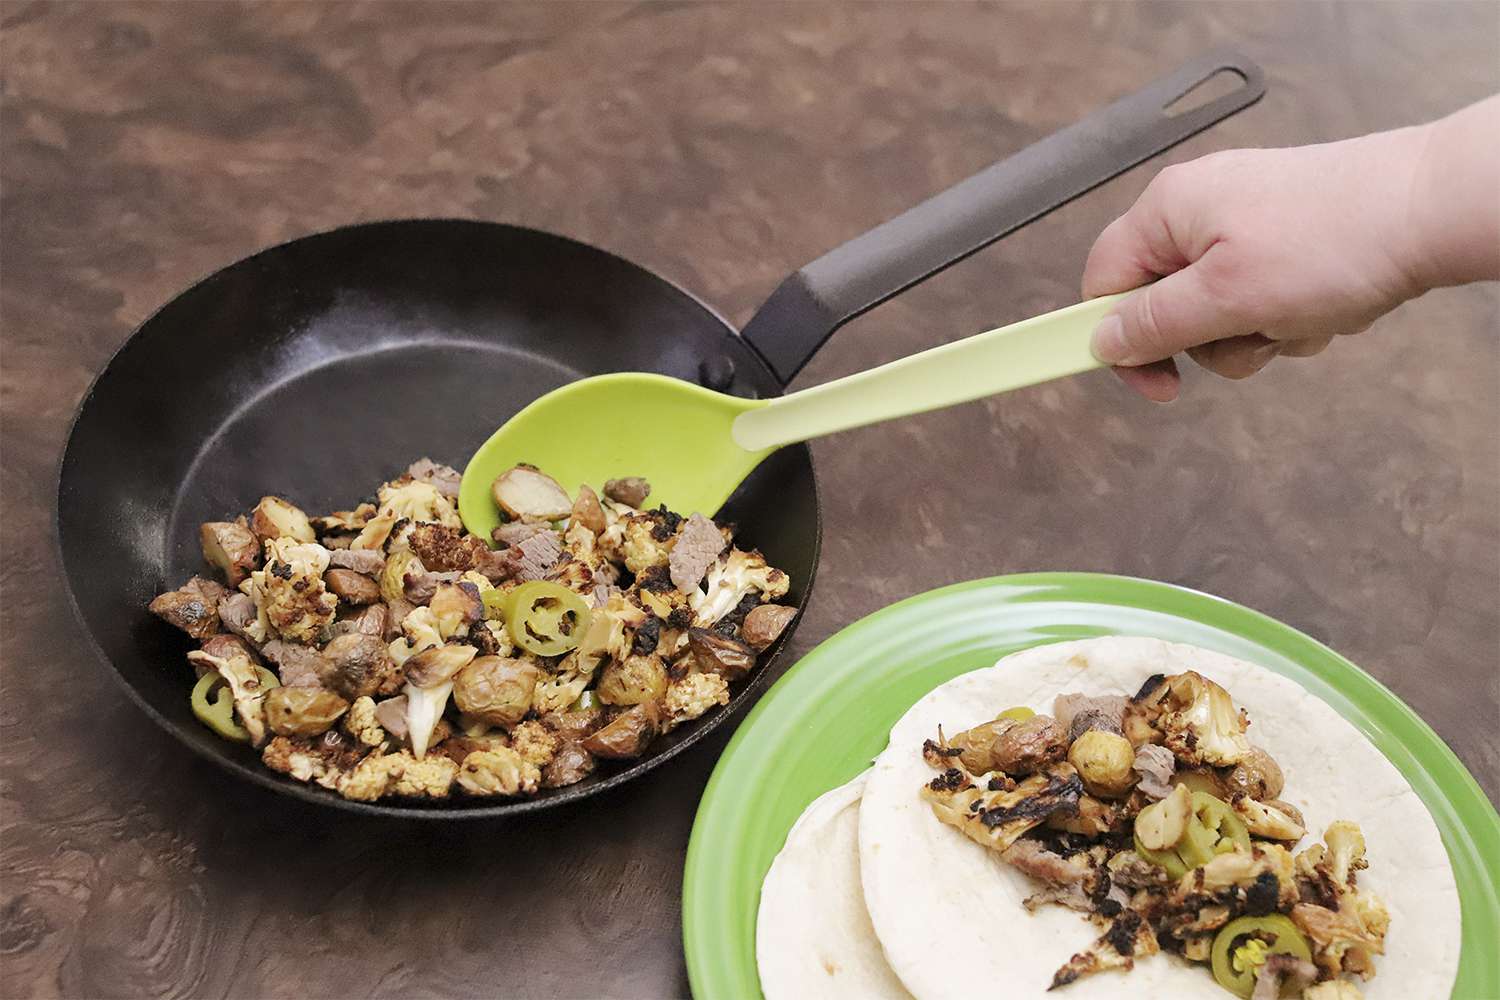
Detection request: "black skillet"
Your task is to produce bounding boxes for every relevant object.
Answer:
[56,51,1264,818]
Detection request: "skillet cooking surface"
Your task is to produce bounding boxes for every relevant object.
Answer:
[57,220,818,818]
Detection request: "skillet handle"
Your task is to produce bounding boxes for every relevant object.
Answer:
[739,49,1265,385]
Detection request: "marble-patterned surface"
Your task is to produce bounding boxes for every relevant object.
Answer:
[2,3,1495,996]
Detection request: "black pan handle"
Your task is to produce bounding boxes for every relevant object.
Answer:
[739,49,1266,385]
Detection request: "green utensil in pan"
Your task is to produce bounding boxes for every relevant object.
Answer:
[458,292,1125,536]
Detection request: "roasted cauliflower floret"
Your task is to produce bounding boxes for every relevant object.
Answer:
[1324,820,1370,888]
[457,748,541,797]
[1156,671,1251,767]
[1289,822,1386,978]
[510,720,560,768]
[261,734,364,791]
[337,751,397,801]
[312,502,376,535]
[1293,894,1389,979]
[352,477,461,550]
[387,603,461,667]
[691,548,789,627]
[240,538,337,644]
[388,750,459,799]
[1232,795,1307,841]
[664,671,730,727]
[620,508,680,576]
[342,695,387,748]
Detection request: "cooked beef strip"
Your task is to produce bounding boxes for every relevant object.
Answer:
[1132,743,1176,800]
[668,513,725,592]
[260,639,325,688]
[217,592,260,646]
[402,568,461,605]
[509,531,563,582]
[490,521,558,549]
[406,458,463,498]
[1053,693,1129,735]
[328,548,385,576]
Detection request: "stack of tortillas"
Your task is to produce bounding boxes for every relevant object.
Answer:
[755,637,1460,999]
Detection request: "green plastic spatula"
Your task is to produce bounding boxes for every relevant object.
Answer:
[457,292,1123,536]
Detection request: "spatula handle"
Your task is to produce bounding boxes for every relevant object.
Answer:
[730,294,1127,452]
[739,50,1264,385]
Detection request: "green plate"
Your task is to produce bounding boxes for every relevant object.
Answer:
[683,573,1499,999]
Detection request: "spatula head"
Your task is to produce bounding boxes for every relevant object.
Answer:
[459,373,770,540]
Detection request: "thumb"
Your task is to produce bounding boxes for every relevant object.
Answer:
[1090,248,1254,366]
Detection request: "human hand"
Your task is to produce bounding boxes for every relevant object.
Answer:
[1082,97,1498,402]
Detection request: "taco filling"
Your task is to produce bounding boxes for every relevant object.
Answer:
[919,671,1389,998]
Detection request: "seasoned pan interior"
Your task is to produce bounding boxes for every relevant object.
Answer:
[57,220,818,817]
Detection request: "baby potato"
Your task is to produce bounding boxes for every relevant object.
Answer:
[950,714,1067,776]
[1222,745,1285,801]
[596,654,668,706]
[581,702,661,759]
[1068,730,1137,799]
[453,656,541,727]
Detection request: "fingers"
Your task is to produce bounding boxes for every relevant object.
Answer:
[1186,334,1282,380]
[1082,212,1170,298]
[1090,245,1254,366]
[1111,359,1181,402]
[1081,165,1199,299]
[1277,335,1334,358]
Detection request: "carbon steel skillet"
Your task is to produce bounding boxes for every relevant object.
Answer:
[55,52,1263,818]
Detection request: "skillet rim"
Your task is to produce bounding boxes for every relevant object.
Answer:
[52,217,823,820]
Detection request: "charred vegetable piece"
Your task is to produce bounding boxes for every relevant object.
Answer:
[504,581,592,656]
[741,604,796,651]
[581,702,661,759]
[603,476,650,507]
[570,484,607,534]
[1224,746,1285,801]
[687,628,757,680]
[491,465,572,521]
[264,687,350,737]
[191,666,278,743]
[948,714,1067,776]
[596,654,668,706]
[1210,915,1312,998]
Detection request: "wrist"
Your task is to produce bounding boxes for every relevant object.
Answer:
[1390,98,1500,294]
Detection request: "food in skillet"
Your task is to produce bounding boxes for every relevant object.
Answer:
[917,672,1388,998]
[149,459,793,803]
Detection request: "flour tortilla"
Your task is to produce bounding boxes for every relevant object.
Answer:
[858,636,1459,1000]
[757,772,912,999]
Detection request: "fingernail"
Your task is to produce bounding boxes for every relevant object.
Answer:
[1091,314,1130,364]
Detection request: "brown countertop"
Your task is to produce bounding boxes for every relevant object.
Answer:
[2,3,1495,996]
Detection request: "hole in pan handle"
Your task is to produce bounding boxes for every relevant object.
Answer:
[738,49,1266,386]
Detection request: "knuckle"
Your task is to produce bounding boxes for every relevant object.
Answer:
[1129,287,1175,357]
